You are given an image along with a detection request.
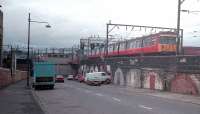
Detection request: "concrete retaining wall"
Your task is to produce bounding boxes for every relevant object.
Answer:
[0,67,27,88]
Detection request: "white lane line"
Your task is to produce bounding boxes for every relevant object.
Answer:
[76,88,81,90]
[138,105,153,110]
[84,90,92,93]
[95,93,104,97]
[112,97,121,102]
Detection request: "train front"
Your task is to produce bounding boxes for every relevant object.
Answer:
[157,32,177,55]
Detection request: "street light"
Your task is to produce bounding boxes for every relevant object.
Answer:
[27,13,51,87]
[181,9,200,13]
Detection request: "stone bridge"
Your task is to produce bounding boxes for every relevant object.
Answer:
[79,56,200,95]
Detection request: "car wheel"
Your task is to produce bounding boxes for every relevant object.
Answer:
[105,79,111,84]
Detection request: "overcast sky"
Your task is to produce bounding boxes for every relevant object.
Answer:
[1,0,200,48]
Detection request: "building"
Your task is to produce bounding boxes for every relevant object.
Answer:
[0,9,3,66]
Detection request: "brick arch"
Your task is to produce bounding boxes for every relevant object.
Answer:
[143,71,163,90]
[114,68,125,86]
[94,66,98,72]
[126,69,141,88]
[171,74,198,95]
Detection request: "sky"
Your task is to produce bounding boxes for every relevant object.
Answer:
[1,0,200,48]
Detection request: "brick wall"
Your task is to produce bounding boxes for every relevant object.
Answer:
[171,74,199,95]
[0,67,27,88]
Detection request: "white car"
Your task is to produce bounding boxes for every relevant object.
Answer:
[85,72,102,86]
[67,75,74,80]
[85,72,111,85]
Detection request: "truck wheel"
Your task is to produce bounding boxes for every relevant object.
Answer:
[105,79,111,84]
[34,85,38,90]
[50,85,54,89]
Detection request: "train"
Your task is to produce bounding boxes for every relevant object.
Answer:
[88,31,177,58]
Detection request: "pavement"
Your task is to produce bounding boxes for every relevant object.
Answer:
[33,79,200,114]
[0,80,44,114]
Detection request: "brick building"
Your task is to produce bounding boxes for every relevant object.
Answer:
[0,10,3,65]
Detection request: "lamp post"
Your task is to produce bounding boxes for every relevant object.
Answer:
[27,13,51,87]
[181,10,200,13]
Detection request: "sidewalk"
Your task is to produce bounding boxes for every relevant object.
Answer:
[0,80,44,114]
[125,87,200,105]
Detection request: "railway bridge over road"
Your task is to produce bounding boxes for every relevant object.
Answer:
[79,55,200,95]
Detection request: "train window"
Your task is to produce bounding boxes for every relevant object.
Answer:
[132,41,136,48]
[160,37,176,44]
[143,37,154,47]
[114,44,119,51]
[113,44,116,51]
[127,41,131,49]
[108,45,113,52]
[119,42,126,50]
[136,40,141,48]
[96,48,99,54]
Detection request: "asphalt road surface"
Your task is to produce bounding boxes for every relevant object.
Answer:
[33,79,200,114]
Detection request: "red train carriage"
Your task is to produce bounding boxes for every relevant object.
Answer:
[88,31,177,58]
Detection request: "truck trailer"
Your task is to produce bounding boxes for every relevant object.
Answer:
[32,62,55,90]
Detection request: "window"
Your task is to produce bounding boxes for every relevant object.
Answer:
[114,44,119,51]
[160,37,176,44]
[108,45,113,52]
[135,40,141,48]
[119,42,126,50]
[101,73,106,76]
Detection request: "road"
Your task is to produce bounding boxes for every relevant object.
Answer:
[33,79,200,114]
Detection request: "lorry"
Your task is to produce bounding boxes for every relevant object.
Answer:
[32,62,56,90]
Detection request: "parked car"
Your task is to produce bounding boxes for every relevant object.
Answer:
[55,75,64,83]
[84,72,102,86]
[101,72,112,84]
[67,75,74,80]
[77,74,85,83]
[74,75,79,80]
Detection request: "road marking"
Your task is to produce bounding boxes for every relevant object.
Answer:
[138,105,152,110]
[112,97,121,102]
[84,90,92,93]
[95,93,104,97]
[76,88,81,90]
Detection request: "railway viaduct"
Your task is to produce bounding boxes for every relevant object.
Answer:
[77,56,200,95]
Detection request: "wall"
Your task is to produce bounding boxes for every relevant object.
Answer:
[112,67,200,95]
[170,74,200,95]
[126,69,141,88]
[143,69,163,90]
[0,67,27,88]
[81,64,200,95]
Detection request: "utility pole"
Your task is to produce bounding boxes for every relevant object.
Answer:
[177,0,185,55]
[106,23,109,57]
[27,13,31,87]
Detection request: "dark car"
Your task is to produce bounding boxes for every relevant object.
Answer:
[77,74,85,83]
[55,75,64,83]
